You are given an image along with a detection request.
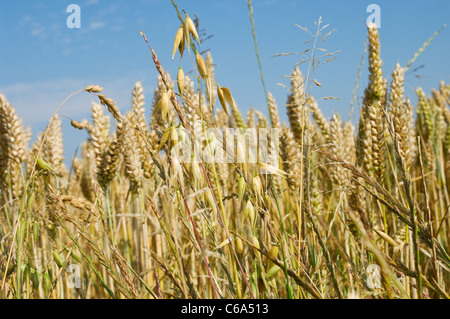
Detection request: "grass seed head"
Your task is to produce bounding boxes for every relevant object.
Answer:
[177,67,185,95]
[172,26,185,60]
[195,51,208,80]
[71,120,85,130]
[244,200,256,226]
[158,90,172,123]
[185,13,200,44]
[84,85,104,93]
[217,83,229,115]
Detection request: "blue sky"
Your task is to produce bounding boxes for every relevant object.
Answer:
[0,0,449,163]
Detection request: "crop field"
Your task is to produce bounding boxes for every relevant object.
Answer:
[0,1,449,299]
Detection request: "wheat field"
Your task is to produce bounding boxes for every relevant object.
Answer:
[0,9,449,300]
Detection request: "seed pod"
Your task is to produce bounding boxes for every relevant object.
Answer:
[264,194,273,212]
[32,269,40,290]
[235,237,244,255]
[33,221,39,244]
[172,26,184,60]
[171,125,179,145]
[177,67,185,94]
[53,250,64,268]
[183,18,191,51]
[36,157,57,174]
[177,126,188,143]
[244,200,256,226]
[158,125,174,151]
[217,83,229,115]
[252,236,263,266]
[43,270,51,292]
[158,91,171,123]
[219,86,237,113]
[185,13,200,44]
[190,162,203,184]
[70,251,82,264]
[195,51,208,80]
[23,264,31,283]
[265,244,279,268]
[253,175,262,196]
[6,263,16,278]
[269,246,279,260]
[252,236,260,250]
[170,156,184,184]
[250,270,259,297]
[266,265,281,279]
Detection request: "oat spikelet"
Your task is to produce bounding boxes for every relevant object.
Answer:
[150,74,174,146]
[0,94,26,198]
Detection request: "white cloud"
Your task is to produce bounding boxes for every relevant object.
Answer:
[89,21,106,30]
[31,26,46,37]
[16,15,48,39]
